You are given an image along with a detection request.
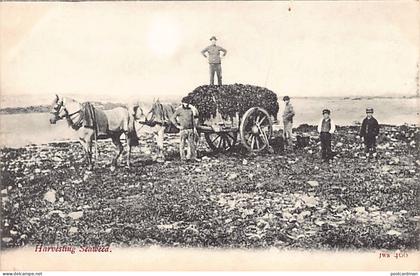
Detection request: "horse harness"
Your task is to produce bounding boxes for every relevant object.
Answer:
[51,100,85,130]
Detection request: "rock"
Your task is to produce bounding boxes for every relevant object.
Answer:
[43,189,57,203]
[194,168,202,173]
[391,157,400,164]
[69,227,78,234]
[242,159,248,165]
[386,230,401,236]
[301,210,311,217]
[105,228,112,234]
[48,210,66,218]
[10,230,18,236]
[68,211,84,220]
[307,181,319,187]
[2,237,12,243]
[201,156,211,161]
[282,211,293,220]
[52,157,62,162]
[354,206,366,213]
[381,165,391,173]
[34,168,41,174]
[408,216,420,222]
[336,142,343,147]
[1,189,7,195]
[228,173,238,180]
[59,197,65,203]
[301,195,319,207]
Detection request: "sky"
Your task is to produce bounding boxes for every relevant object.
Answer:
[0,1,419,107]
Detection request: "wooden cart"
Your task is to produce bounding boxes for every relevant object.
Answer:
[196,106,274,153]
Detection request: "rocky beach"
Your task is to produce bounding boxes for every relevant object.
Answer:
[1,124,418,250]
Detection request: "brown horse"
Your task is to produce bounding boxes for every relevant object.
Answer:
[49,95,138,171]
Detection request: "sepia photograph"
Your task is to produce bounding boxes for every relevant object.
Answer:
[0,0,419,272]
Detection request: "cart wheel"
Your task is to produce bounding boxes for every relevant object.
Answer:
[204,132,237,152]
[240,107,273,152]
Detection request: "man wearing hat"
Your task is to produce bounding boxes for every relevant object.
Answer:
[282,96,295,149]
[317,109,336,163]
[171,97,199,161]
[201,36,227,85]
[359,108,379,158]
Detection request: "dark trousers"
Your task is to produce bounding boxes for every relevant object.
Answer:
[320,132,332,161]
[210,63,222,85]
[364,135,376,153]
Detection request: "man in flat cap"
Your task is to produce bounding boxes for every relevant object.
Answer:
[317,109,336,163]
[359,107,379,159]
[201,36,227,85]
[171,97,199,162]
[282,96,295,149]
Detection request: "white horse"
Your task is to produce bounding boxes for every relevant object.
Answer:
[49,95,138,171]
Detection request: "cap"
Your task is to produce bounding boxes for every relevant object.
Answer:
[322,109,331,115]
[283,96,290,101]
[210,36,217,41]
[366,108,374,113]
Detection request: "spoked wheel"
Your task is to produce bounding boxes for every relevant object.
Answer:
[240,107,273,152]
[204,132,237,152]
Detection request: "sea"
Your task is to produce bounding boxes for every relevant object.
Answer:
[0,98,418,148]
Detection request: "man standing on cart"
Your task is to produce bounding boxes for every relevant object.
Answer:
[201,36,227,85]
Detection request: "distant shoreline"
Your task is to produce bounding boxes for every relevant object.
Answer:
[0,96,417,115]
[0,101,126,115]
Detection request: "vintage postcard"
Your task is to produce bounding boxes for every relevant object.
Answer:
[0,0,419,272]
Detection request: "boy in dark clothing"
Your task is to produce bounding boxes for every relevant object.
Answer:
[317,109,336,163]
[359,107,379,158]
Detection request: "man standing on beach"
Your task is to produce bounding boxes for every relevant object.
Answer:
[170,97,199,162]
[317,109,336,163]
[359,107,379,159]
[201,36,227,85]
[282,96,295,149]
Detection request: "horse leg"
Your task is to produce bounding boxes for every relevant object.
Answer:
[156,126,165,162]
[126,134,132,169]
[80,129,94,170]
[110,135,123,171]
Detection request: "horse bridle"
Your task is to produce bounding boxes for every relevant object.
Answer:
[51,99,83,129]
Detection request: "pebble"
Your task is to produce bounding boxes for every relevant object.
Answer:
[43,189,57,203]
[386,230,401,236]
[69,227,78,234]
[307,181,319,187]
[2,237,12,243]
[68,211,84,220]
[228,173,238,180]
